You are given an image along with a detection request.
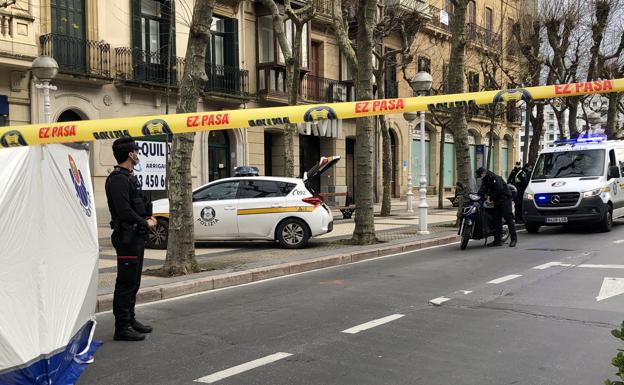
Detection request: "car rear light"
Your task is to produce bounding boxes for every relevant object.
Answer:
[302,197,322,206]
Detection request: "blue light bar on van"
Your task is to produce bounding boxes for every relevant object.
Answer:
[553,134,607,146]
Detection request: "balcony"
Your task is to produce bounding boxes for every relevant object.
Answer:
[39,33,111,79]
[425,5,452,34]
[466,23,502,51]
[385,0,431,16]
[301,74,355,103]
[313,0,333,24]
[257,67,354,104]
[205,63,249,98]
[114,47,184,88]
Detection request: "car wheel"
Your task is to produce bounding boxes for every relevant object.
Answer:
[600,207,613,233]
[146,218,168,249]
[276,218,310,249]
[525,222,540,234]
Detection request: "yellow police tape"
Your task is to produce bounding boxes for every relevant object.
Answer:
[1,78,623,148]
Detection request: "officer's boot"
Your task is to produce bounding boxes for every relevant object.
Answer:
[131,319,153,334]
[114,325,146,341]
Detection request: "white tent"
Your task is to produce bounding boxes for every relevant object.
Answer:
[0,144,100,385]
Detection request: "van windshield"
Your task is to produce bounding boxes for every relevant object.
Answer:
[533,149,605,179]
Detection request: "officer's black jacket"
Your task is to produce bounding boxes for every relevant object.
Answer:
[479,172,512,203]
[105,166,149,228]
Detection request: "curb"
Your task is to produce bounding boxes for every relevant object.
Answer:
[96,234,459,312]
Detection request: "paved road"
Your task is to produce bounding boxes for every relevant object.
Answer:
[79,224,624,385]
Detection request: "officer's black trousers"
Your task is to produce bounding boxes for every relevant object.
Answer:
[111,230,145,330]
[494,199,517,242]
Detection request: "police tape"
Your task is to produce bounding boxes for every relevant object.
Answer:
[1,78,623,148]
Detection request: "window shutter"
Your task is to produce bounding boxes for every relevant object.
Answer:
[229,18,239,68]
[131,0,142,51]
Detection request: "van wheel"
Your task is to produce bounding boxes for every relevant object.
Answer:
[146,218,168,249]
[525,222,540,234]
[600,207,613,233]
[276,218,310,249]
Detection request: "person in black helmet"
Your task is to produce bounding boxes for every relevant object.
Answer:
[106,137,157,341]
[476,166,517,247]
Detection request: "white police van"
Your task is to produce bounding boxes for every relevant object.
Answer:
[523,135,624,233]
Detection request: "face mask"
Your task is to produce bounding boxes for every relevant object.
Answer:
[130,152,142,171]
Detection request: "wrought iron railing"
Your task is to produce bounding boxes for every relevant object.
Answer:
[40,33,111,78]
[427,5,452,32]
[313,0,332,16]
[466,23,502,51]
[114,47,184,87]
[301,74,355,103]
[205,63,249,96]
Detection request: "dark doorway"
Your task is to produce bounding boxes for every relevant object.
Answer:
[57,109,83,122]
[50,0,86,73]
[264,131,273,176]
[346,138,355,204]
[299,134,320,192]
[208,130,231,181]
[390,129,398,197]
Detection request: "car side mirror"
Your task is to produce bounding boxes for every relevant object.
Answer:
[609,165,621,179]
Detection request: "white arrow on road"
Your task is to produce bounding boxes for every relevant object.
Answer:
[596,277,624,301]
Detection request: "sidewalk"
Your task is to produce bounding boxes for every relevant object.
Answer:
[96,197,461,310]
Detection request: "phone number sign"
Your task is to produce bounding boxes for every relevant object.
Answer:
[135,140,168,190]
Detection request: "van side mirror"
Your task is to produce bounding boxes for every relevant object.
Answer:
[609,165,621,179]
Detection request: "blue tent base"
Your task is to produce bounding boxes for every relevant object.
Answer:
[0,321,102,385]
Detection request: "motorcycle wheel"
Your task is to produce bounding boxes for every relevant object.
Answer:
[460,223,472,250]
[460,235,470,250]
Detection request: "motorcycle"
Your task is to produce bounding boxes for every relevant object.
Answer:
[458,192,510,250]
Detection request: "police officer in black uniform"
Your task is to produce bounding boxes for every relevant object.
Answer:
[106,137,157,341]
[477,167,518,248]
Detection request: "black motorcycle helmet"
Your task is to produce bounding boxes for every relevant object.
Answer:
[475,167,487,179]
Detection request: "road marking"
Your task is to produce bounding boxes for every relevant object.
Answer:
[194,352,293,383]
[488,274,522,284]
[533,262,572,270]
[613,240,624,244]
[102,241,458,315]
[429,297,451,306]
[460,290,473,295]
[596,277,624,301]
[342,314,405,334]
[580,264,624,269]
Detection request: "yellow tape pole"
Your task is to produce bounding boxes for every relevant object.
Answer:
[1,78,623,148]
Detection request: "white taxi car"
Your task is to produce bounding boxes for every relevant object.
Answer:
[147,156,340,249]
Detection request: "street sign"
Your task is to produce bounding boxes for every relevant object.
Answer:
[135,140,168,190]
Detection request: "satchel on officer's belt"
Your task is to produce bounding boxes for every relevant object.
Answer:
[110,221,143,244]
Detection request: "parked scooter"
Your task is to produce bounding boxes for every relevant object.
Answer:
[458,191,510,250]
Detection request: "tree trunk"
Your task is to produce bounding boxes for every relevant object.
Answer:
[606,92,620,139]
[352,0,377,245]
[568,97,579,138]
[553,108,566,140]
[376,70,392,217]
[523,102,531,165]
[164,0,216,276]
[487,108,495,170]
[380,115,392,216]
[438,123,445,209]
[528,103,545,166]
[283,60,298,177]
[448,0,471,188]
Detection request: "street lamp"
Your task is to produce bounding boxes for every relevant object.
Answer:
[409,71,433,235]
[403,111,418,213]
[31,56,59,124]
